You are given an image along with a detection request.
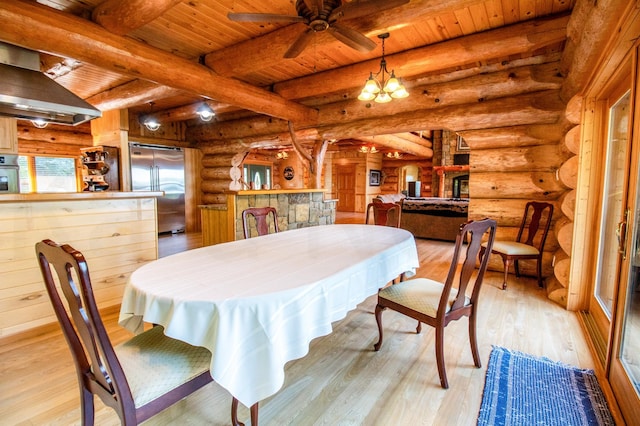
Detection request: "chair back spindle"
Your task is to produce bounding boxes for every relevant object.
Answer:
[242,206,279,238]
[365,202,401,228]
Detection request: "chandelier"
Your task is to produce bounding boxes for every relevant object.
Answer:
[386,151,402,159]
[359,145,378,154]
[358,33,409,103]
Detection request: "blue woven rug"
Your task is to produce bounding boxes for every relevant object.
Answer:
[477,346,615,425]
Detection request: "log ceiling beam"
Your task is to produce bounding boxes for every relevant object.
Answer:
[0,0,318,125]
[354,135,433,158]
[317,61,562,126]
[92,0,184,35]
[273,15,570,100]
[394,132,432,148]
[318,91,565,141]
[187,61,562,142]
[86,80,184,111]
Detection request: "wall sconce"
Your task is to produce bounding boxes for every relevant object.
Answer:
[359,145,378,154]
[276,151,289,160]
[386,151,402,159]
[197,103,215,122]
[141,101,160,131]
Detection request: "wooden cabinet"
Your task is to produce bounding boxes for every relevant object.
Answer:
[0,117,18,153]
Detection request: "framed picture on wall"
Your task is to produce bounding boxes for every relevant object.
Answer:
[369,169,381,186]
[457,134,470,150]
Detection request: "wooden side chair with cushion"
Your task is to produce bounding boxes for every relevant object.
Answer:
[35,239,213,425]
[365,202,402,228]
[480,201,553,290]
[373,218,497,389]
[242,206,279,239]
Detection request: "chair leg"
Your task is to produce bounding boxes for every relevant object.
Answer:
[80,386,95,426]
[231,397,241,426]
[250,402,259,426]
[416,321,422,334]
[514,259,521,277]
[536,257,544,287]
[469,311,481,368]
[435,326,448,389]
[374,304,386,351]
[502,258,511,290]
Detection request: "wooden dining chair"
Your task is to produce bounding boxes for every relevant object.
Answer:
[480,201,553,290]
[373,218,497,389]
[35,239,213,425]
[242,206,279,238]
[365,202,402,227]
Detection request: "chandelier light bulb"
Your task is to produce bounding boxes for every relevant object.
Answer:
[391,84,409,99]
[357,90,376,101]
[384,72,401,93]
[363,74,381,94]
[375,92,392,103]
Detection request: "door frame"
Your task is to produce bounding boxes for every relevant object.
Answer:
[608,42,640,422]
[572,19,640,422]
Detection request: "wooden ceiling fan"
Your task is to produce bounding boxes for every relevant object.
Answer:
[228,0,409,58]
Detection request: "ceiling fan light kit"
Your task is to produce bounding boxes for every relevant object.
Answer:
[358,33,408,103]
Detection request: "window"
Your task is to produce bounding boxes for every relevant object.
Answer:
[19,155,78,193]
[243,163,272,190]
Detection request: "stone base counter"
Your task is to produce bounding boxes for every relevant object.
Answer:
[200,189,337,245]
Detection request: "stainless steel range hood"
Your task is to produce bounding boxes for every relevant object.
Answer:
[0,42,101,126]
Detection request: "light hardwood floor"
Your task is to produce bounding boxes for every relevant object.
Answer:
[1,214,595,425]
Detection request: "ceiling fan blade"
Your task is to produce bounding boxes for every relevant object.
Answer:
[329,0,409,22]
[329,23,376,53]
[284,28,315,58]
[227,12,305,23]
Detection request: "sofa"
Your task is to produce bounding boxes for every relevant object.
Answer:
[399,197,469,241]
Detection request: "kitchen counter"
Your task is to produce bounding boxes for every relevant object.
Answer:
[0,191,163,203]
[200,189,337,246]
[1,192,161,338]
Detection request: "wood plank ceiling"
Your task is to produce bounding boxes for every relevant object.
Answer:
[0,0,575,153]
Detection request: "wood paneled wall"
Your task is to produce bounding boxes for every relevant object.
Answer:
[0,196,158,337]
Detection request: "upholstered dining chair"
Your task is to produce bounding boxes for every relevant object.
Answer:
[480,201,553,290]
[373,218,497,389]
[35,239,213,425]
[365,202,402,227]
[242,206,279,238]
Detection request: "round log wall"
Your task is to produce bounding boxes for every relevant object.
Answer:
[463,95,581,307]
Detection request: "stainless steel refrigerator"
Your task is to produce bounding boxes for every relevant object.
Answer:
[129,143,185,234]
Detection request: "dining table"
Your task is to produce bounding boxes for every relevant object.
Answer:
[119,223,420,425]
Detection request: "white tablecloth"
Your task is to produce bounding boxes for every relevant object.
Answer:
[119,224,419,407]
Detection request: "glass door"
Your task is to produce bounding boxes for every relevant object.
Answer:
[609,165,640,421]
[607,48,640,422]
[589,79,631,352]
